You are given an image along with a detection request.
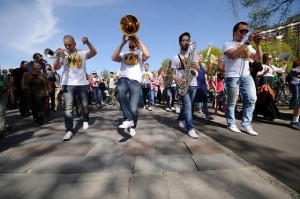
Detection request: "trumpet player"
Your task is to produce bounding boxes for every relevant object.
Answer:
[111,35,150,137]
[223,21,262,136]
[53,35,97,141]
[170,32,200,139]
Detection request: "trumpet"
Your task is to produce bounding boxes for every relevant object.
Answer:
[44,48,67,59]
[254,31,284,42]
[120,15,140,36]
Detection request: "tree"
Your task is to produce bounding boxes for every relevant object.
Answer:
[260,39,295,72]
[228,0,296,28]
[100,69,109,80]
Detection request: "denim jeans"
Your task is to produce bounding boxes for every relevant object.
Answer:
[62,85,89,133]
[178,86,197,131]
[225,75,257,127]
[166,86,176,109]
[93,87,102,105]
[117,78,141,128]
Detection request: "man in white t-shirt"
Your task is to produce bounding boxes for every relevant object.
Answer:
[170,32,200,139]
[111,35,150,136]
[53,35,97,141]
[222,22,262,136]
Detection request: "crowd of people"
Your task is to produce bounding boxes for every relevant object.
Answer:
[1,21,300,140]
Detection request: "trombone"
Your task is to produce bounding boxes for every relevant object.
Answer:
[119,15,140,36]
[254,31,284,42]
[44,48,66,59]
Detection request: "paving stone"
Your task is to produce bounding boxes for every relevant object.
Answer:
[0,157,44,172]
[124,141,155,156]
[53,142,97,156]
[167,168,293,199]
[29,156,135,174]
[134,155,198,174]
[155,141,191,155]
[192,154,249,171]
[129,175,169,199]
[185,140,225,155]
[86,141,126,156]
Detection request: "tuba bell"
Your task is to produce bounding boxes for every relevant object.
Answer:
[120,15,140,36]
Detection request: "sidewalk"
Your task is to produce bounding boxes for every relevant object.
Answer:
[0,104,297,199]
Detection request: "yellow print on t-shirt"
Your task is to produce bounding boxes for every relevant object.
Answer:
[236,44,249,58]
[67,54,83,68]
[124,52,139,65]
[143,72,150,80]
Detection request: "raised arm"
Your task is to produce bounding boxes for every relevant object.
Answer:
[111,35,127,62]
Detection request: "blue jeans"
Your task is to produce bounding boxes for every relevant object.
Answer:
[93,87,102,105]
[62,85,89,133]
[225,75,257,127]
[166,86,177,108]
[178,86,197,131]
[117,78,141,128]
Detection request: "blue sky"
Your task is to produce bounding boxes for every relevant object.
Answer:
[1,0,299,75]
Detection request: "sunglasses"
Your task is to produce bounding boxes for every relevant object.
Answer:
[238,29,249,34]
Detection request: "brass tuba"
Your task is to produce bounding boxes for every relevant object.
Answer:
[120,15,140,36]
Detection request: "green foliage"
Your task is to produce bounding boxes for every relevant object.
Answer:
[161,59,170,70]
[100,69,109,80]
[228,0,296,29]
[260,40,295,73]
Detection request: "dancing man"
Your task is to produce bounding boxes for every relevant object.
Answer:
[111,35,150,136]
[53,35,97,141]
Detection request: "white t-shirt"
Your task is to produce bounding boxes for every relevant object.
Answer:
[60,50,89,85]
[222,41,256,77]
[170,53,199,86]
[257,64,285,77]
[118,50,144,83]
[142,71,153,85]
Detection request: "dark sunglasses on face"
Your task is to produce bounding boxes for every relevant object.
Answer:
[238,29,249,34]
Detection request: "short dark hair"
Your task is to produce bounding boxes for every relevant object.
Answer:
[233,22,248,32]
[33,53,42,60]
[179,32,190,43]
[292,59,300,68]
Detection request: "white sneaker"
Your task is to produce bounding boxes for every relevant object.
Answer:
[63,131,73,141]
[188,129,199,139]
[227,124,241,133]
[129,127,136,136]
[119,120,134,128]
[148,107,152,111]
[241,125,258,136]
[171,107,176,111]
[178,120,185,128]
[83,122,89,129]
[166,108,170,111]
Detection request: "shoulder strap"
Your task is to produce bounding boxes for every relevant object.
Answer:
[178,54,185,70]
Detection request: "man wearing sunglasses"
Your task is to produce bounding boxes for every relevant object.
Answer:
[222,21,262,136]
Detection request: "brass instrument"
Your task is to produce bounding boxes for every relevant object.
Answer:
[163,67,174,88]
[120,15,140,36]
[254,31,284,42]
[178,42,199,96]
[44,48,66,59]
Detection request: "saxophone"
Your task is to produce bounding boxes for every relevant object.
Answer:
[177,42,198,96]
[163,67,173,88]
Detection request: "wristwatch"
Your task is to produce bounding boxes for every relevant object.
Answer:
[244,40,250,45]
